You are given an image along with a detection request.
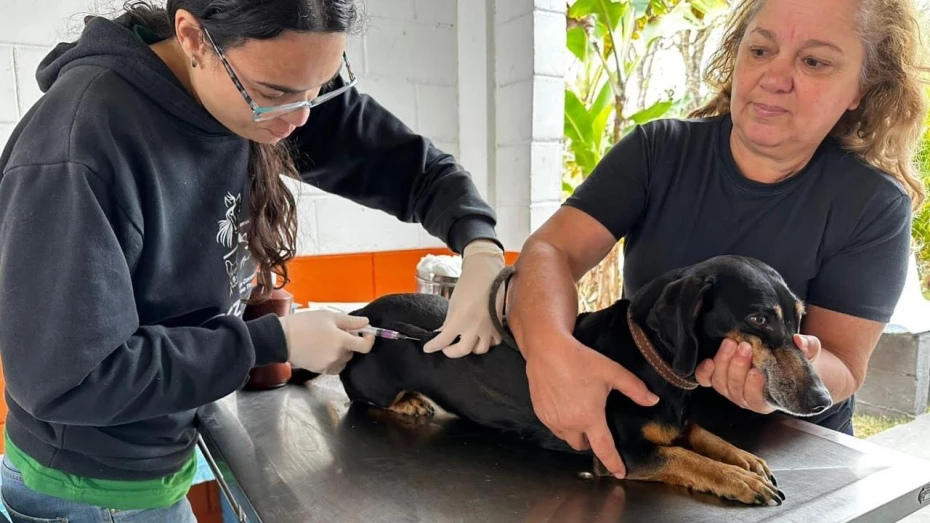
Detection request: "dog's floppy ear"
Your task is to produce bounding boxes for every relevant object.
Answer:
[645,275,715,376]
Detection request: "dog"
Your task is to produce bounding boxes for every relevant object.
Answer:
[331,254,832,506]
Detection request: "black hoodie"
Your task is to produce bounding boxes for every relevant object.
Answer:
[0,15,498,480]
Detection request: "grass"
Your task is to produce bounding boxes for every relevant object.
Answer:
[852,405,930,439]
[852,413,912,439]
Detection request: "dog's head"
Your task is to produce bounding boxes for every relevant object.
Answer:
[629,255,832,417]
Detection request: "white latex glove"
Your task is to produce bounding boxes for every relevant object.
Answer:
[423,240,506,358]
[280,310,375,374]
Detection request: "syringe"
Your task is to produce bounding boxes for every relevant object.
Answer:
[351,325,420,341]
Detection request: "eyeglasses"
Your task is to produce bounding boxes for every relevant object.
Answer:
[202,27,358,122]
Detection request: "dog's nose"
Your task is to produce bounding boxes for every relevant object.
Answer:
[805,388,833,414]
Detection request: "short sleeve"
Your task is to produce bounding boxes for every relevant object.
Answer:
[562,124,652,240]
[806,194,912,322]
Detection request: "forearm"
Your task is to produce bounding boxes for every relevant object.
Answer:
[7,315,287,426]
[508,240,580,358]
[292,82,498,253]
[813,348,861,403]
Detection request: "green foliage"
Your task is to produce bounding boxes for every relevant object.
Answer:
[562,0,729,197]
[564,81,614,179]
[913,102,930,297]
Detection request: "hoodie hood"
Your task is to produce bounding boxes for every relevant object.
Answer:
[37,13,230,135]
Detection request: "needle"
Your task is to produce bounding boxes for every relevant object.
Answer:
[313,305,421,341]
[351,325,420,341]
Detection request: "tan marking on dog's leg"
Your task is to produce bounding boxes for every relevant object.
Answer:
[587,423,683,478]
[591,423,680,477]
[642,422,682,446]
[626,447,782,506]
[685,423,777,487]
[388,391,435,418]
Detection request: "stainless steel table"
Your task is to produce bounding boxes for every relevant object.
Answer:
[198,376,930,523]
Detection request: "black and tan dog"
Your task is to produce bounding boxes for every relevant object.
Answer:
[333,254,832,506]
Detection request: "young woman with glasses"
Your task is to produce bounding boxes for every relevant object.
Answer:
[0,0,504,520]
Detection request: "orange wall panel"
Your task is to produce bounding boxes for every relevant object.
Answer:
[284,253,374,305]
[284,249,521,305]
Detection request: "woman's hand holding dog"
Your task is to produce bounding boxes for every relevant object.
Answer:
[423,240,506,358]
[525,335,660,479]
[695,334,822,414]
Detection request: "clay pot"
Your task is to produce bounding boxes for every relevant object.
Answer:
[242,287,294,391]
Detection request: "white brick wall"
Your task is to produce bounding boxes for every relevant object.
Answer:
[0,48,18,124]
[456,0,491,204]
[492,0,566,250]
[0,1,95,144]
[2,0,98,47]
[0,0,97,116]
[297,2,461,254]
[0,0,566,256]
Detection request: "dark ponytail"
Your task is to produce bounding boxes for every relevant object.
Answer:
[121,0,359,301]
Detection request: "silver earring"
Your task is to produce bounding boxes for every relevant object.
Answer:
[191,57,197,68]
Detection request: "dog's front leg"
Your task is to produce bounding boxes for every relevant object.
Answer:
[626,446,784,505]
[684,422,777,486]
[592,421,783,506]
[591,421,683,477]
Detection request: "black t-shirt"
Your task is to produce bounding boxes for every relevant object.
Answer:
[564,114,912,431]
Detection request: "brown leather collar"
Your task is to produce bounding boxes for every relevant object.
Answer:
[626,308,699,391]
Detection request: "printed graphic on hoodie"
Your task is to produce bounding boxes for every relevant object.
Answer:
[217,192,256,316]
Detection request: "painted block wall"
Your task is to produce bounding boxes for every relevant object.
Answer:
[0,0,565,256]
[492,0,565,250]
[289,0,463,255]
[0,0,99,148]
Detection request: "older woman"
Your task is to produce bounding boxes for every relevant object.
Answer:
[508,0,928,479]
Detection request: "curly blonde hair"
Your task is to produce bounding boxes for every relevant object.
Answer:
[690,0,930,210]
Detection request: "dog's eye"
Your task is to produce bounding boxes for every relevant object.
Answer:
[748,314,767,327]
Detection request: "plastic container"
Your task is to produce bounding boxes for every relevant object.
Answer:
[242,287,294,390]
[415,254,461,299]
[415,270,458,299]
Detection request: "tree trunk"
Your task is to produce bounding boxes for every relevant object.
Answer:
[577,241,624,312]
[678,25,716,111]
[636,42,660,111]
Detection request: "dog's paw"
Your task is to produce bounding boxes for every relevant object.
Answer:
[718,447,777,487]
[389,391,435,418]
[367,405,432,429]
[686,424,777,487]
[628,447,785,507]
[707,465,784,506]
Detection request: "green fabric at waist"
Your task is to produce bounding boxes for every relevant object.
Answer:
[3,430,196,510]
